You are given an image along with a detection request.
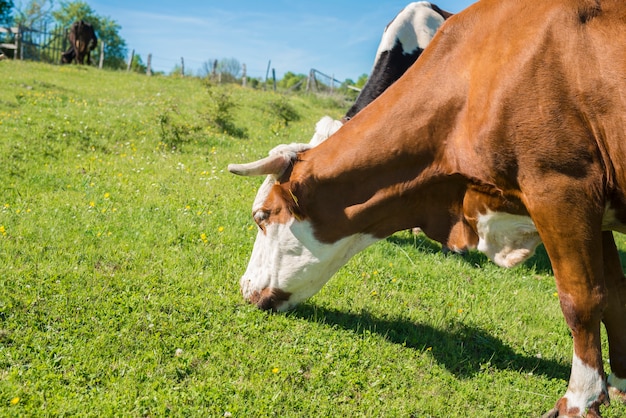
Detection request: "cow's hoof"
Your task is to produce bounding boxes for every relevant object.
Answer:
[608,373,626,403]
[608,385,626,402]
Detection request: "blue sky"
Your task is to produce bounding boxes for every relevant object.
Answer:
[88,0,474,80]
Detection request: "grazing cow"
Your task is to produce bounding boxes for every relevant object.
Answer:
[61,20,97,65]
[228,0,626,416]
[310,1,452,146]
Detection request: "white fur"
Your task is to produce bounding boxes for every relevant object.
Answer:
[475,210,541,268]
[309,116,343,146]
[563,354,606,413]
[240,219,377,310]
[375,1,446,62]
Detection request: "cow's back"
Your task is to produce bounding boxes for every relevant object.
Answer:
[412,0,626,196]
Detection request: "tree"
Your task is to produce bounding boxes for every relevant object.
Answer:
[130,53,146,73]
[96,15,126,69]
[217,57,241,79]
[355,73,368,89]
[52,0,127,69]
[0,0,13,25]
[197,58,241,83]
[198,58,218,78]
[13,0,54,29]
[278,71,306,91]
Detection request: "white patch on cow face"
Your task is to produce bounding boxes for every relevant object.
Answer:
[475,210,541,268]
[564,354,607,413]
[376,1,445,61]
[240,218,378,310]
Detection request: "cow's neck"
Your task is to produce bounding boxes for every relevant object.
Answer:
[289,81,469,244]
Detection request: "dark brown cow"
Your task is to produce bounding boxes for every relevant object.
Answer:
[229,0,626,416]
[61,20,97,65]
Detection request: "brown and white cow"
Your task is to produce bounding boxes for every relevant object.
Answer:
[229,0,626,416]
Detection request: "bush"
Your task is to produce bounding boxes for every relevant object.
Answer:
[204,82,247,138]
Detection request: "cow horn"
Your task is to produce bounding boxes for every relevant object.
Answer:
[228,153,293,177]
[228,142,311,177]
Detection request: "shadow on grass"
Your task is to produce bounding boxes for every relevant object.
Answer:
[386,233,557,274]
[389,231,626,276]
[289,304,570,381]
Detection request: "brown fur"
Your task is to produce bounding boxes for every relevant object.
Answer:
[63,20,97,65]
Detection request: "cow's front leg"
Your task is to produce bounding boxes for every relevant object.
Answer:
[600,232,626,403]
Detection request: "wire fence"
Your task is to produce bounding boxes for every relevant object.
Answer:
[0,25,358,98]
[0,24,69,63]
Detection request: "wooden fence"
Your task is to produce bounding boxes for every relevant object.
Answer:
[0,25,69,64]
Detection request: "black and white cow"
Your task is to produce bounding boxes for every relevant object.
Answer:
[310,1,453,145]
[344,1,453,121]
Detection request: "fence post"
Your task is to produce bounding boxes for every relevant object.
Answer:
[181,57,185,76]
[242,63,247,87]
[264,60,271,90]
[98,42,104,69]
[272,68,276,92]
[17,25,22,60]
[127,49,134,71]
[146,53,152,76]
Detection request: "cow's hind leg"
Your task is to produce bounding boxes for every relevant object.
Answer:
[600,232,626,402]
[529,195,608,417]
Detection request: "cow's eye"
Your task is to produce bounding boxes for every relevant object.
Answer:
[253,210,269,230]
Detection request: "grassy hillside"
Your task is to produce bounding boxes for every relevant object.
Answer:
[0,61,624,417]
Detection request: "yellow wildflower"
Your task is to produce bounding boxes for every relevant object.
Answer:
[272,367,279,374]
[218,226,224,233]
[10,397,19,405]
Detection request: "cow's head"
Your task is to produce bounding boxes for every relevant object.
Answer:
[228,140,377,311]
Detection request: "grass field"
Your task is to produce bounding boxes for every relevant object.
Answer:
[1,60,625,417]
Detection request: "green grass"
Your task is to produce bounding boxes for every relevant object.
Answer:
[0,60,625,417]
